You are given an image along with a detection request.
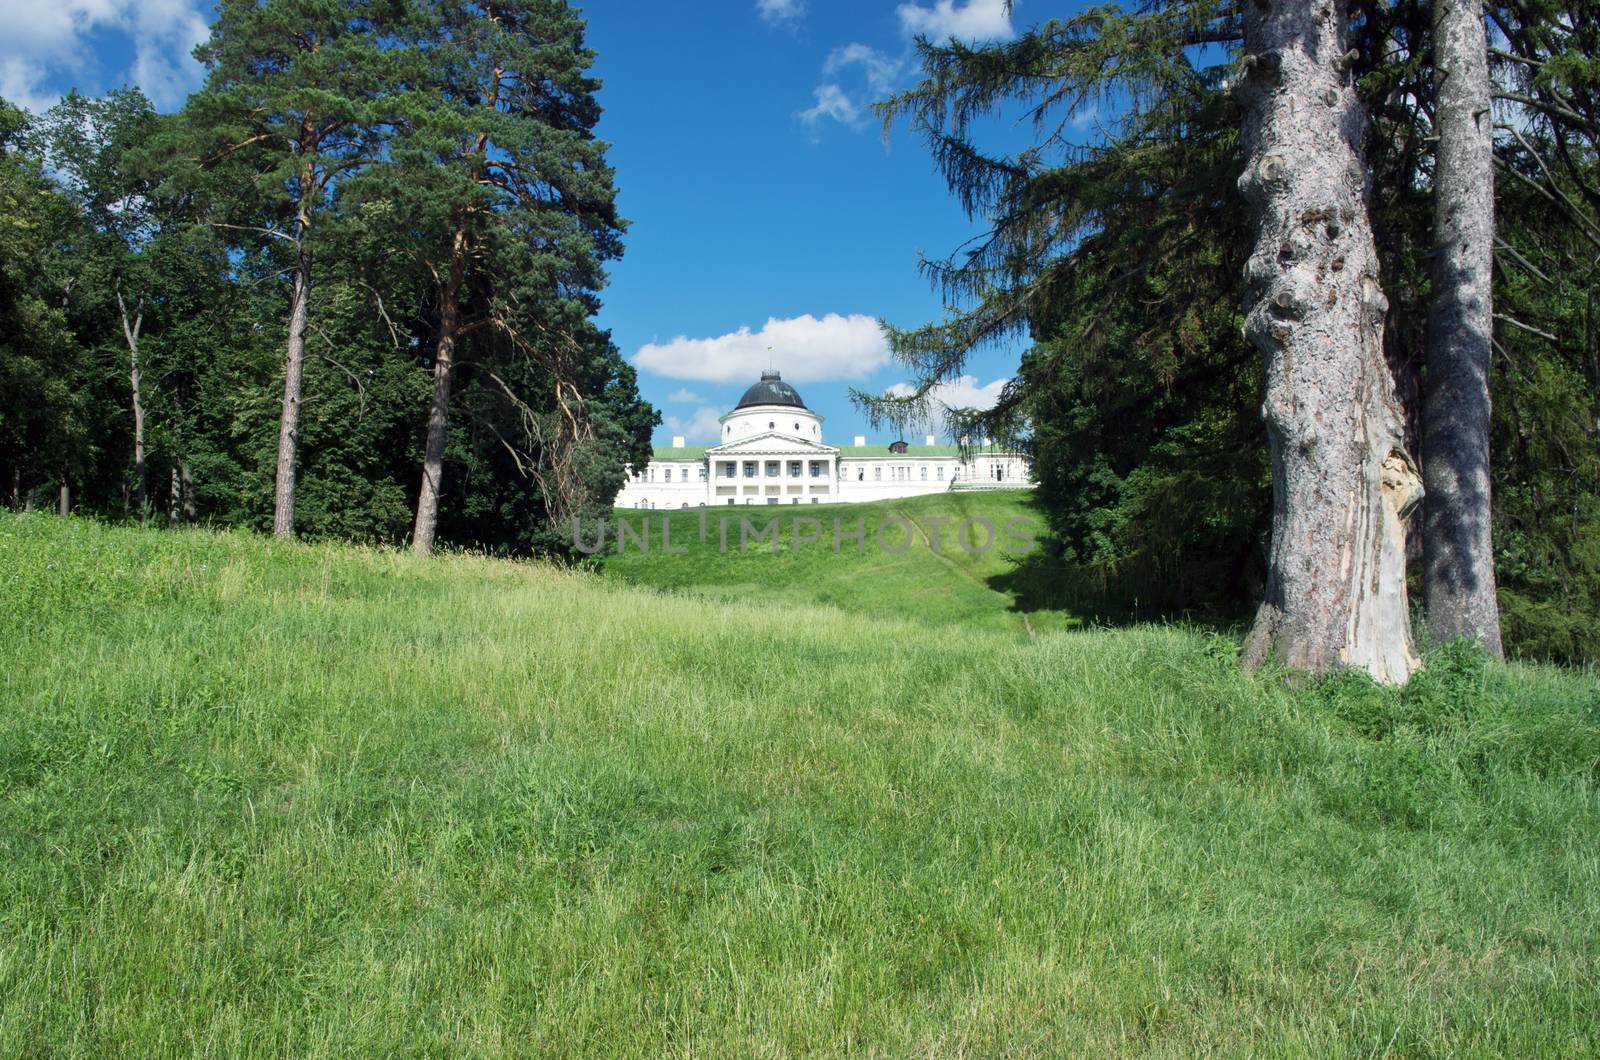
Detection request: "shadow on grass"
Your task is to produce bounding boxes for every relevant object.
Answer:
[987,525,1259,633]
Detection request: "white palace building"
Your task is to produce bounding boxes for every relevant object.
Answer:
[614,370,1032,509]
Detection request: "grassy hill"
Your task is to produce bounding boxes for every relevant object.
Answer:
[3,513,1599,1055]
[601,491,1077,634]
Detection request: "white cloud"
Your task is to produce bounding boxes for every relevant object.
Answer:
[800,3,1012,133]
[887,375,1011,427]
[667,387,704,404]
[824,43,904,97]
[798,46,905,131]
[896,0,1015,42]
[634,313,891,384]
[0,0,209,112]
[665,406,725,443]
[756,0,805,26]
[798,84,862,128]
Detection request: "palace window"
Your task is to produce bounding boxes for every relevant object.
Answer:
[920,466,928,480]
[744,461,757,478]
[766,461,780,477]
[789,461,802,477]
[663,468,672,482]
[937,466,944,480]
[809,461,822,478]
[698,467,707,481]
[874,466,882,480]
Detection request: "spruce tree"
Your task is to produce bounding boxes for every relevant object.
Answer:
[1425,0,1504,657]
[1234,0,1421,683]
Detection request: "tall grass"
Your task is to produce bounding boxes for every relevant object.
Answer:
[2,513,1597,1055]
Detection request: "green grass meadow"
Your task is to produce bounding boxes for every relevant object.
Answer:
[601,491,1075,633]
[3,508,1599,1055]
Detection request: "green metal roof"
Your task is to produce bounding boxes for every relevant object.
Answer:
[649,446,711,461]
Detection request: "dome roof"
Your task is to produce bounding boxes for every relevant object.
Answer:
[733,369,808,411]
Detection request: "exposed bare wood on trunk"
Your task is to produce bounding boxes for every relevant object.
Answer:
[412,220,469,555]
[273,156,317,540]
[1425,0,1504,657]
[116,289,147,526]
[1236,0,1423,683]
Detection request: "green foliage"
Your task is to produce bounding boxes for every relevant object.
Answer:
[879,1,1600,661]
[0,0,653,555]
[4,515,1599,1052]
[0,100,106,505]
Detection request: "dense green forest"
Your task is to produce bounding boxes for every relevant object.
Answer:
[0,0,656,556]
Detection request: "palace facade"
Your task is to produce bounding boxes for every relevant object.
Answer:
[613,370,1031,509]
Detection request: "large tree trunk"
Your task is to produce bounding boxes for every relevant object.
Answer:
[1236,0,1424,684]
[117,290,147,526]
[272,236,312,539]
[412,221,469,555]
[1424,0,1504,658]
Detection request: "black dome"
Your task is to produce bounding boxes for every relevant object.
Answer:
[734,369,808,411]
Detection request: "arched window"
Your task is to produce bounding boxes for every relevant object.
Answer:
[768,421,775,429]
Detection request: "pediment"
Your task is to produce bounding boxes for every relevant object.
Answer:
[708,432,838,456]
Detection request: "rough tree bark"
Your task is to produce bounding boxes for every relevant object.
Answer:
[1424,0,1504,658]
[411,62,497,556]
[1236,0,1424,683]
[411,220,468,555]
[116,290,147,526]
[272,159,317,540]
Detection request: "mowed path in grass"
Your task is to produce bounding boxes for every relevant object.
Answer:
[601,491,1074,634]
[3,513,1599,1055]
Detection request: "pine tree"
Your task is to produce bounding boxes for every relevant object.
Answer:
[380,0,626,554]
[179,0,400,537]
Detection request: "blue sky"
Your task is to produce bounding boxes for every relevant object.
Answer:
[3,0,1049,445]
